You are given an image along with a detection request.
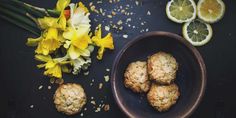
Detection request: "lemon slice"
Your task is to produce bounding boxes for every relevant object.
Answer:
[183,20,213,46]
[166,0,197,23]
[197,0,225,23]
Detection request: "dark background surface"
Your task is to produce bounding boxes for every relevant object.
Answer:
[0,0,236,118]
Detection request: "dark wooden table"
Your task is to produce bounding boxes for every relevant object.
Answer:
[1,0,236,118]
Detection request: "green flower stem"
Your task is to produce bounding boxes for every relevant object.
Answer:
[11,0,60,17]
[9,0,45,17]
[0,6,38,29]
[0,14,40,36]
[0,3,27,16]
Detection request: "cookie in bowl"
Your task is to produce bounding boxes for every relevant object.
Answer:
[147,52,178,84]
[147,83,180,112]
[124,61,151,93]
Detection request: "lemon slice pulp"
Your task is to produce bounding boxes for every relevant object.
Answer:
[183,20,213,46]
[166,0,197,23]
[197,0,225,23]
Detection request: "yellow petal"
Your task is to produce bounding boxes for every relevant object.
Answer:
[97,47,105,60]
[63,27,74,40]
[56,0,71,11]
[35,54,52,62]
[38,17,58,29]
[78,2,89,13]
[37,64,45,68]
[94,33,114,49]
[45,61,56,69]
[35,41,50,55]
[58,12,67,30]
[35,28,61,55]
[94,24,102,38]
[92,25,115,60]
[44,64,62,78]
[46,28,58,40]
[37,13,67,30]
[71,35,89,50]
[68,45,81,59]
[26,36,43,47]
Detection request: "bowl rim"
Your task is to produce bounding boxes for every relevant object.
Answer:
[111,31,207,118]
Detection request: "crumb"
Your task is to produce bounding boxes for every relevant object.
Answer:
[106,68,110,72]
[30,105,34,108]
[99,83,103,89]
[38,85,43,90]
[55,79,64,84]
[80,113,84,116]
[117,20,123,25]
[95,107,101,112]
[104,75,110,82]
[84,71,89,75]
[123,34,128,39]
[48,86,51,90]
[107,15,112,18]
[104,104,110,111]
[147,11,151,15]
[50,78,55,84]
[91,100,96,105]
[105,26,110,31]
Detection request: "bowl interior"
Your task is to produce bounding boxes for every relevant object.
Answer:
[112,32,206,118]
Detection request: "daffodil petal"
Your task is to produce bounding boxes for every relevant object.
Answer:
[56,0,71,11]
[97,47,105,60]
[45,61,56,69]
[35,54,52,62]
[68,46,81,59]
[44,64,62,78]
[78,2,89,13]
[63,27,74,40]
[26,36,43,47]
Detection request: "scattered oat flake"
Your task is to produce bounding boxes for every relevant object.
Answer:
[105,26,110,31]
[107,15,112,18]
[84,71,89,75]
[80,113,84,117]
[123,34,128,39]
[48,86,51,90]
[99,83,103,89]
[91,100,96,105]
[106,68,110,72]
[30,105,34,108]
[104,104,110,111]
[38,85,43,90]
[104,75,110,82]
[95,107,101,112]
[117,20,123,25]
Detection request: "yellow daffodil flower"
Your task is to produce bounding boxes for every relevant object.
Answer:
[56,0,71,11]
[92,24,114,60]
[37,11,66,30]
[44,60,62,78]
[36,28,61,55]
[69,2,91,29]
[63,27,91,59]
[35,54,70,79]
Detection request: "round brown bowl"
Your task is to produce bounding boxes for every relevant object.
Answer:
[111,31,206,118]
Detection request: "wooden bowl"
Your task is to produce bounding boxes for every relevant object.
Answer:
[111,31,206,118]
